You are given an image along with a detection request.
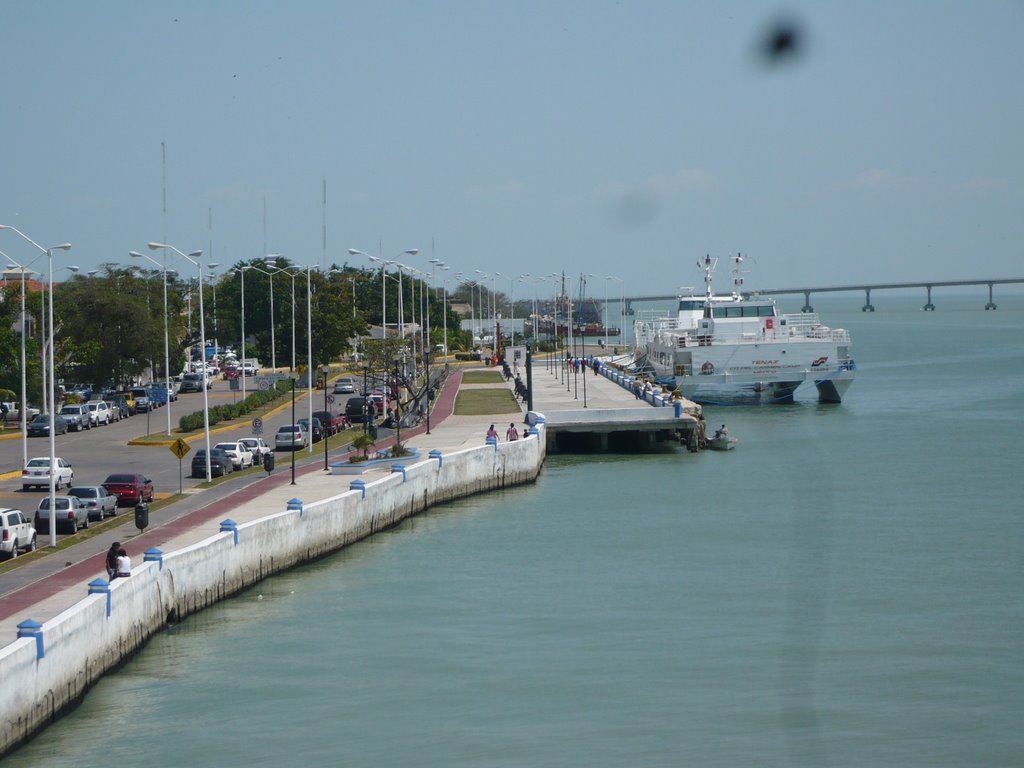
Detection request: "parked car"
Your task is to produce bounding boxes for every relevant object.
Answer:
[85,400,111,426]
[297,417,324,444]
[0,508,36,559]
[1,402,41,424]
[274,424,308,451]
[102,473,154,506]
[22,457,74,491]
[214,441,254,470]
[191,448,234,478]
[27,413,69,437]
[368,392,388,416]
[344,397,368,424]
[113,391,137,415]
[130,387,152,412]
[312,410,343,437]
[67,485,119,521]
[333,376,356,395]
[59,404,91,432]
[103,400,123,422]
[239,437,271,462]
[35,495,89,534]
[179,373,209,393]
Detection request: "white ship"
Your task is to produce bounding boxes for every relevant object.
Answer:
[632,254,855,405]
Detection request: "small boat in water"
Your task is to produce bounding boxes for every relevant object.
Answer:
[707,435,738,451]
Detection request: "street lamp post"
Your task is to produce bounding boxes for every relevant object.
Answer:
[129,249,174,436]
[351,248,418,341]
[322,364,330,470]
[2,250,43,469]
[0,225,71,549]
[607,275,624,350]
[148,242,214,482]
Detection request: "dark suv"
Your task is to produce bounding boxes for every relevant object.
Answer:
[344,397,367,424]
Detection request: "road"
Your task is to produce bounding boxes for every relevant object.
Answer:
[0,379,373,525]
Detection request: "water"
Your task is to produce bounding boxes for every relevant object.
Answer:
[8,294,1024,767]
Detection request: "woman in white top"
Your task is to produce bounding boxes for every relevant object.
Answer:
[116,549,131,578]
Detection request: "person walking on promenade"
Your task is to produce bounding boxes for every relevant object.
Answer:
[115,548,131,578]
[486,424,499,441]
[506,422,519,442]
[105,541,121,580]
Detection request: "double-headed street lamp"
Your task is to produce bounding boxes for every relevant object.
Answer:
[1,225,71,549]
[2,248,44,470]
[349,249,418,340]
[148,242,215,482]
[129,249,174,436]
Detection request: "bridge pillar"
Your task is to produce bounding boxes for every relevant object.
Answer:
[923,285,935,311]
[985,282,997,310]
[801,290,814,313]
[862,288,875,312]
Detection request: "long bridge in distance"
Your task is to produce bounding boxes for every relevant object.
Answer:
[620,277,1024,313]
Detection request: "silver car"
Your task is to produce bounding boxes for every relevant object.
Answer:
[67,485,119,521]
[35,495,90,534]
[274,424,308,451]
[60,404,90,432]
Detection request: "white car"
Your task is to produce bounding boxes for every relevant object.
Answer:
[86,400,111,426]
[239,437,271,461]
[214,441,254,470]
[0,508,36,559]
[22,457,74,491]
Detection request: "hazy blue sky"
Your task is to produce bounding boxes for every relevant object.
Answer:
[2,1,1021,296]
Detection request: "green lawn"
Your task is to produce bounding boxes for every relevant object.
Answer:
[453,389,521,415]
[461,370,504,384]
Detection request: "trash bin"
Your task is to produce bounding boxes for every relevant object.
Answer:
[263,452,275,473]
[134,502,149,533]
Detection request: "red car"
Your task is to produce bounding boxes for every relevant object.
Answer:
[102,473,155,507]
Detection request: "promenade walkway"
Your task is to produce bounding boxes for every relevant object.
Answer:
[0,360,651,643]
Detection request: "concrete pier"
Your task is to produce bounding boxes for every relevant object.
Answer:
[528,359,700,452]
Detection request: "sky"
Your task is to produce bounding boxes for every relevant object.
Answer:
[2,1,1022,297]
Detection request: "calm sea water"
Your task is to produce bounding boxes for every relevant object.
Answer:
[8,293,1024,767]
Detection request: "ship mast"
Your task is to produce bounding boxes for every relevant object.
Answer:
[698,254,717,304]
[731,252,748,298]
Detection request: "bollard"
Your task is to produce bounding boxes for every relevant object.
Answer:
[144,547,164,570]
[349,479,366,499]
[390,463,407,482]
[428,448,443,468]
[287,497,303,517]
[88,578,112,617]
[17,619,44,659]
[219,518,239,545]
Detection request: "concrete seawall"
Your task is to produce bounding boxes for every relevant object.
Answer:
[0,427,546,755]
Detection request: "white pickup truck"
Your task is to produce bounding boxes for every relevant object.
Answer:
[2,402,41,424]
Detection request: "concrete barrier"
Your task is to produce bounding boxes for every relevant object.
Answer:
[0,426,546,756]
